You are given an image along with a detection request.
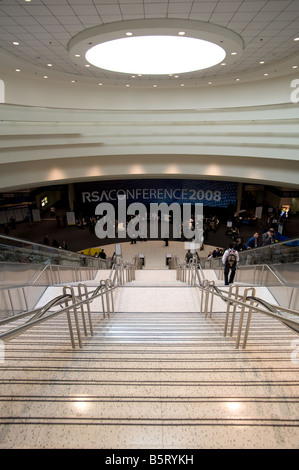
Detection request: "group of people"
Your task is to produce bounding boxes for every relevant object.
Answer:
[221,227,278,285]
[245,227,277,249]
[43,234,69,250]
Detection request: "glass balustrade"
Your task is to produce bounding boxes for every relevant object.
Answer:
[0,234,106,269]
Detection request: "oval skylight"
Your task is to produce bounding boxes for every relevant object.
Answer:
[85,35,226,75]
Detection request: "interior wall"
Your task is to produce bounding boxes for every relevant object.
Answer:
[0,71,297,110]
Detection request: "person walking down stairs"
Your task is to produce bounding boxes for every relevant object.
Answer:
[222,243,239,286]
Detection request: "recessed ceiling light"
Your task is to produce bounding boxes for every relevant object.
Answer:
[235,78,240,81]
[85,64,90,67]
[15,68,21,72]
[13,41,19,46]
[71,80,76,83]
[153,84,157,87]
[264,73,268,76]
[69,19,243,75]
[86,36,226,75]
[43,75,48,79]
[47,63,53,67]
[231,52,237,55]
[292,65,298,69]
[208,81,212,85]
[98,82,103,85]
[260,61,265,64]
[180,83,185,86]
[294,37,299,41]
[221,62,226,66]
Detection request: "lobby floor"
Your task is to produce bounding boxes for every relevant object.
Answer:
[0,269,299,449]
[3,212,298,254]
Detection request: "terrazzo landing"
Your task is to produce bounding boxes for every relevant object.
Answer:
[0,270,299,449]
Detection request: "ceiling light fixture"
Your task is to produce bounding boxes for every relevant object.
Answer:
[69,19,243,76]
[85,36,226,75]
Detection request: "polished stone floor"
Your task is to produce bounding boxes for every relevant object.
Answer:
[0,265,299,449]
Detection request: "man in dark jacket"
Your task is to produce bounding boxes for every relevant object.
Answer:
[262,228,276,246]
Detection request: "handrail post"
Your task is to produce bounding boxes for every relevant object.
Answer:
[242,298,255,349]
[22,287,28,311]
[104,280,111,318]
[63,285,82,348]
[7,289,15,315]
[76,283,87,336]
[106,279,114,314]
[208,281,215,317]
[236,287,256,349]
[62,287,75,348]
[100,280,107,318]
[78,283,94,336]
[200,279,209,313]
[224,286,239,337]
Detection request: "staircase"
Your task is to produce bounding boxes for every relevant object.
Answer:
[0,269,299,449]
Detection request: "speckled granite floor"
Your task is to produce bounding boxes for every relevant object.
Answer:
[0,269,298,449]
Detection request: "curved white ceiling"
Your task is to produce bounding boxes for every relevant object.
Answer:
[0,1,299,87]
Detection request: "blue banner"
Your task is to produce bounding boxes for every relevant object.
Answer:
[76,179,237,208]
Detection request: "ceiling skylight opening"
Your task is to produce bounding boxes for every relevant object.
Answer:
[85,35,226,75]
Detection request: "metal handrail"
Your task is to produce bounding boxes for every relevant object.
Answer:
[0,234,109,272]
[0,282,117,348]
[176,260,299,349]
[0,258,137,348]
[201,235,299,271]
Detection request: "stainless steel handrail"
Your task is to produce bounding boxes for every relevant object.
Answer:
[177,261,299,349]
[202,236,299,271]
[0,234,109,271]
[0,259,137,348]
[0,282,117,348]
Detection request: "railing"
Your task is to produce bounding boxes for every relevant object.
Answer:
[0,259,137,349]
[201,236,299,271]
[0,280,116,349]
[0,234,109,269]
[109,258,137,286]
[0,262,101,316]
[176,259,299,349]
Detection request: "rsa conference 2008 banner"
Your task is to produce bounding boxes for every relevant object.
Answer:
[76,179,237,208]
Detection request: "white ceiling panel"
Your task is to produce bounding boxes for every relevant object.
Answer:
[0,0,297,87]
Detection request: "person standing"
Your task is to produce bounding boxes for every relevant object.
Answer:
[185,249,193,264]
[262,228,276,246]
[222,243,239,286]
[245,232,259,249]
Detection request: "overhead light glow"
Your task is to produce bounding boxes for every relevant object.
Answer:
[85,35,226,75]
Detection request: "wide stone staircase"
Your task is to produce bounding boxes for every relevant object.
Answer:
[0,268,299,449]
